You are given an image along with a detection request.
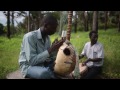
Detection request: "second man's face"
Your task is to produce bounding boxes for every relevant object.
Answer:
[90,33,98,44]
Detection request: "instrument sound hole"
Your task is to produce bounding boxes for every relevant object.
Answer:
[63,48,70,56]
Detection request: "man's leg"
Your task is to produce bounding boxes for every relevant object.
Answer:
[80,66,102,79]
[26,66,56,79]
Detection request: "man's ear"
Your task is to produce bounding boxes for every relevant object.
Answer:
[43,23,47,29]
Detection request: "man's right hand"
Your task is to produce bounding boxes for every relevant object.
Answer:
[48,38,65,53]
[52,38,58,45]
[82,62,86,66]
[82,59,90,66]
[79,54,84,59]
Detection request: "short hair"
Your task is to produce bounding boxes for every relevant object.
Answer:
[40,13,58,26]
[89,31,98,38]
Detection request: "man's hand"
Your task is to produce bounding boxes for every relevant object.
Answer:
[82,62,86,66]
[52,38,58,45]
[79,54,84,59]
[82,58,91,66]
[48,38,65,54]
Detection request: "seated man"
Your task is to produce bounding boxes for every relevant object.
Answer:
[79,31,104,79]
[18,14,65,79]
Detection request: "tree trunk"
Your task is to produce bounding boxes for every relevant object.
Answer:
[11,11,15,34]
[59,11,68,36]
[84,11,88,31]
[118,12,120,32]
[7,11,10,39]
[81,11,86,31]
[74,11,77,33]
[92,11,98,32]
[104,11,108,31]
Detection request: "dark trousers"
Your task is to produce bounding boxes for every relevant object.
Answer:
[80,66,102,79]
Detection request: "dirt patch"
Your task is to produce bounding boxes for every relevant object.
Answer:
[6,69,25,79]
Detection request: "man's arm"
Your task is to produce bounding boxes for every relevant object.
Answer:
[84,58,102,63]
[79,54,84,59]
[48,38,65,54]
[82,58,102,66]
[23,35,50,66]
[83,43,104,66]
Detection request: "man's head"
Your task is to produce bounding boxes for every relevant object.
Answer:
[89,31,98,45]
[41,14,58,35]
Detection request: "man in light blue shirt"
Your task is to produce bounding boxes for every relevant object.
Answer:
[18,14,65,79]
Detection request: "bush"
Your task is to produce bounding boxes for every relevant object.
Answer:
[99,23,117,29]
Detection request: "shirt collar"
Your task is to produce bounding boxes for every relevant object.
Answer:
[90,41,98,46]
[36,28,42,39]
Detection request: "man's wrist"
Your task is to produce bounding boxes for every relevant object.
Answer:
[48,48,52,54]
[79,55,83,59]
[88,58,92,61]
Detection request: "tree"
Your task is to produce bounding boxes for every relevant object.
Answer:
[92,11,98,32]
[77,11,84,31]
[27,11,44,31]
[0,23,4,35]
[11,11,15,34]
[88,11,93,31]
[104,11,108,31]
[118,11,120,32]
[77,11,89,32]
[3,11,27,34]
[84,11,89,31]
[74,11,78,33]
[59,11,68,36]
[7,11,10,39]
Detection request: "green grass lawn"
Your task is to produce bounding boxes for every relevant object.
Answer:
[0,34,23,79]
[0,29,120,79]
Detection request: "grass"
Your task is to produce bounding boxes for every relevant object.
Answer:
[0,29,120,79]
[98,29,120,78]
[0,34,23,79]
[54,29,120,79]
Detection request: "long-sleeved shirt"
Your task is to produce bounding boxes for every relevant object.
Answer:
[18,28,57,77]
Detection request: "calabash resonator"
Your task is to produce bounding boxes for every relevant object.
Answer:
[54,40,76,76]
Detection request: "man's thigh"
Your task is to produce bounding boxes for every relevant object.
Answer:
[26,66,55,79]
[81,67,102,79]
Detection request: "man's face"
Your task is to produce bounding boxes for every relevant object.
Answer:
[45,23,58,35]
[90,33,98,45]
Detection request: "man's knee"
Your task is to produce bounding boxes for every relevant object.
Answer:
[39,68,55,79]
[26,66,55,79]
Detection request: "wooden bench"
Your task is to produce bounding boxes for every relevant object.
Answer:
[6,69,25,79]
